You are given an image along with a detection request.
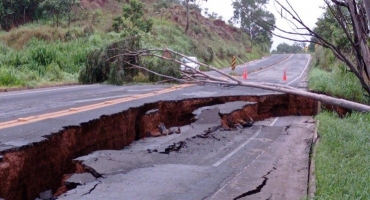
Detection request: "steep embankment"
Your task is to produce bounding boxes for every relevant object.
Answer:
[0,0,266,88]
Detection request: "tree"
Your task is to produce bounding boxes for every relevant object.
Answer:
[102,47,370,112]
[232,0,276,46]
[275,42,304,53]
[184,0,206,33]
[112,0,153,37]
[38,0,75,27]
[0,0,32,30]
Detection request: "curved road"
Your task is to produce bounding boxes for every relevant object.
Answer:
[0,54,310,123]
[0,54,314,200]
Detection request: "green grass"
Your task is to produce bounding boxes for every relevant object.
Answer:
[309,66,367,103]
[308,46,367,103]
[0,28,121,87]
[310,46,370,199]
[0,0,269,87]
[315,111,370,199]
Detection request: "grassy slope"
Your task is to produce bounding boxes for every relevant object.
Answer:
[308,47,367,103]
[315,112,370,199]
[309,46,370,199]
[0,0,266,88]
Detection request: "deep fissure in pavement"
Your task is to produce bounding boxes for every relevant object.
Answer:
[0,94,316,200]
[233,167,277,200]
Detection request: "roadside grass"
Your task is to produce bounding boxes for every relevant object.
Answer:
[314,111,370,199]
[309,46,367,103]
[308,66,367,103]
[310,46,370,199]
[0,29,121,87]
[0,67,26,87]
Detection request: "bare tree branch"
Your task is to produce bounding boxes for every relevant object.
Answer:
[270,0,370,95]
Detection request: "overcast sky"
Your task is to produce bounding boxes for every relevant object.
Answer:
[200,0,325,50]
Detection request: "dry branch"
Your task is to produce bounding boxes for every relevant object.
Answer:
[269,0,370,95]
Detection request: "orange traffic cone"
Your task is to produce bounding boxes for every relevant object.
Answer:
[283,69,287,81]
[242,67,248,79]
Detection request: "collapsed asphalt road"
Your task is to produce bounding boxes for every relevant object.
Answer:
[58,103,315,200]
[0,54,317,200]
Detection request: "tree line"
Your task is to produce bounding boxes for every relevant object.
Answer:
[0,0,77,30]
[272,42,306,54]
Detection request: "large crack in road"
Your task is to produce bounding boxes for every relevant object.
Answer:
[233,167,276,200]
[0,93,317,200]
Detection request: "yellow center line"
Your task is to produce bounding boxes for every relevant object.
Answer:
[0,84,192,130]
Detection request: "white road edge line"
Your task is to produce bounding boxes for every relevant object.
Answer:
[210,150,266,199]
[212,128,261,167]
[270,117,279,126]
[212,117,280,167]
[287,55,311,86]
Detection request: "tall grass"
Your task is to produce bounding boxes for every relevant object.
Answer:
[309,65,367,103]
[0,26,121,87]
[309,46,367,103]
[310,45,370,200]
[315,112,370,199]
[0,67,26,87]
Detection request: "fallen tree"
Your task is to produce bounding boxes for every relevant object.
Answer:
[118,47,370,112]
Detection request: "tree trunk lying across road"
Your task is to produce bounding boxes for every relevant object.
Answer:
[164,48,370,112]
[121,48,370,112]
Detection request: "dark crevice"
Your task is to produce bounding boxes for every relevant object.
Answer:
[82,182,100,196]
[79,165,102,178]
[158,141,187,154]
[233,167,276,200]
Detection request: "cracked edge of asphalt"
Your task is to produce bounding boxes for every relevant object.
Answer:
[233,167,277,200]
[307,120,319,199]
[82,182,100,196]
[208,117,314,200]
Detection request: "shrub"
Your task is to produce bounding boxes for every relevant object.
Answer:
[0,26,65,49]
[45,62,64,81]
[142,57,181,82]
[79,37,141,84]
[64,27,85,41]
[0,67,25,86]
[132,72,149,83]
[30,43,58,67]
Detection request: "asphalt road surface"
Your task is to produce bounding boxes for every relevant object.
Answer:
[0,54,309,123]
[0,54,314,200]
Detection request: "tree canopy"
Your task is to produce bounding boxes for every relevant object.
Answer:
[274,42,305,54]
[232,0,275,46]
[0,0,77,30]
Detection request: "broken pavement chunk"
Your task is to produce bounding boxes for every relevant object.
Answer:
[158,123,169,135]
[65,173,96,187]
[37,190,53,200]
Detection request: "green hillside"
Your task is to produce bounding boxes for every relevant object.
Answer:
[0,0,269,88]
